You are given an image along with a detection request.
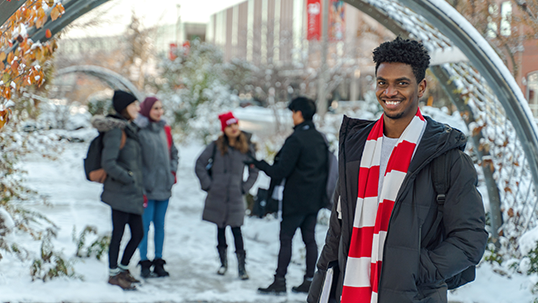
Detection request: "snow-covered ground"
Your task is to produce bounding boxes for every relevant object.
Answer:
[0,108,536,302]
[0,139,324,303]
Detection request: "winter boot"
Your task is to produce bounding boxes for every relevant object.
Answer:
[236,250,249,280]
[138,260,153,278]
[291,275,313,293]
[108,273,136,291]
[153,258,170,277]
[217,247,228,275]
[119,269,140,283]
[258,275,286,295]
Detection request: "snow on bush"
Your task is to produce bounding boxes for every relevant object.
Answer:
[0,207,15,236]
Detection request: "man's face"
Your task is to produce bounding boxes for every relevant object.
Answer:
[292,110,304,126]
[375,62,426,123]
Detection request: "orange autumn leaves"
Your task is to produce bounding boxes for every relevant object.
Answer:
[0,107,12,129]
[0,0,65,130]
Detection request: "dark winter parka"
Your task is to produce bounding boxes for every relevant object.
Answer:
[135,115,179,201]
[256,120,328,217]
[91,114,145,215]
[307,116,488,303]
[195,133,259,228]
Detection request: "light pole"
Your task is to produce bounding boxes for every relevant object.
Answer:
[176,4,181,44]
[317,0,329,118]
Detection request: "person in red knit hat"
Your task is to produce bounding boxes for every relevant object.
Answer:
[218,111,239,132]
[195,111,258,280]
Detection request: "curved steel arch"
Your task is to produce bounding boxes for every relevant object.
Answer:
[344,0,538,251]
[0,0,25,27]
[56,65,144,102]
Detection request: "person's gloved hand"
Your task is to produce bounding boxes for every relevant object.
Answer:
[143,195,148,208]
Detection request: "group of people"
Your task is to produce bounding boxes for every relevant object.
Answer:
[92,91,178,290]
[94,37,488,303]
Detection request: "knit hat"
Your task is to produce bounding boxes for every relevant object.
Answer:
[218,111,238,132]
[139,96,159,121]
[112,90,137,114]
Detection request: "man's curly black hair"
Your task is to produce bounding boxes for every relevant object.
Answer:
[373,37,431,82]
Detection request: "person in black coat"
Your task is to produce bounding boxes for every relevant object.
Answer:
[248,97,329,295]
[307,37,487,303]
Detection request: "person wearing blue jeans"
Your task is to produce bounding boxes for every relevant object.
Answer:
[135,97,179,278]
[139,199,169,275]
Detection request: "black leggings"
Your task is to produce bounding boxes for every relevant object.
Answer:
[109,209,144,269]
[217,226,244,253]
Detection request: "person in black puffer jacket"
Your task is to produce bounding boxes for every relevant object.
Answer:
[307,37,487,303]
[91,90,145,291]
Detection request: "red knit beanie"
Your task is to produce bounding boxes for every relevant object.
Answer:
[218,111,238,132]
[139,97,159,122]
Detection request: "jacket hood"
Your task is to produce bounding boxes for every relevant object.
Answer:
[91,115,128,132]
[134,115,166,129]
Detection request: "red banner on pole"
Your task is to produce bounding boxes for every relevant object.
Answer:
[169,43,178,61]
[307,0,321,41]
[329,0,345,41]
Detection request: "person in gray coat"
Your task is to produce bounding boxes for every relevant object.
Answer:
[91,90,145,291]
[195,111,259,280]
[134,96,179,278]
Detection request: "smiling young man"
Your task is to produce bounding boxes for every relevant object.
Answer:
[307,37,488,303]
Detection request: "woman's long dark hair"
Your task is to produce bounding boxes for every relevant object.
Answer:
[120,108,134,121]
[216,132,249,155]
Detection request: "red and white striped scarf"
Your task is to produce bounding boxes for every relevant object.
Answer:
[341,109,426,303]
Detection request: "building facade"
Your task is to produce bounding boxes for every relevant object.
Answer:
[206,0,393,101]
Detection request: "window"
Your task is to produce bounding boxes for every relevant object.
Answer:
[500,1,512,36]
[487,4,499,38]
[527,71,538,117]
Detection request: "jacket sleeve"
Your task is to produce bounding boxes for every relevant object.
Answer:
[101,127,133,184]
[242,144,259,194]
[194,142,215,191]
[257,135,301,180]
[170,139,179,173]
[308,186,342,303]
[419,151,488,284]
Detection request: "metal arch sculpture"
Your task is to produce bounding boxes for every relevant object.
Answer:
[56,65,145,102]
[3,0,111,56]
[0,0,25,27]
[345,0,538,252]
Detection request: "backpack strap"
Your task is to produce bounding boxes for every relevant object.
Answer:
[211,140,217,159]
[421,152,450,248]
[207,141,217,167]
[164,125,173,150]
[120,130,127,149]
[432,151,450,206]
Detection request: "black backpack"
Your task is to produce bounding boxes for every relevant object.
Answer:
[322,134,338,209]
[84,131,126,183]
[430,151,476,290]
[324,148,338,209]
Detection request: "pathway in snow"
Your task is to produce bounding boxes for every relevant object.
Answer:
[1,140,327,303]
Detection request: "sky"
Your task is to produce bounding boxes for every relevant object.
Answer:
[64,0,245,38]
